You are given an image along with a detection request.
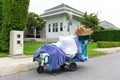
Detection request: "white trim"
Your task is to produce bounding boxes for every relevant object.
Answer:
[45,7,66,13]
[45,5,82,14]
[41,11,67,17]
[65,7,82,15]
[41,11,81,18]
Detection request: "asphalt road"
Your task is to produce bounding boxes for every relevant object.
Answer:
[0,51,120,80]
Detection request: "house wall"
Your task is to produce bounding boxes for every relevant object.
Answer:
[42,14,81,38]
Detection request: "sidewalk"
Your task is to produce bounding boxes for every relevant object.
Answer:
[0,55,38,77]
[94,47,120,54]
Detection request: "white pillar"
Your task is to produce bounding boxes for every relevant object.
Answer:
[34,28,36,38]
[9,30,23,55]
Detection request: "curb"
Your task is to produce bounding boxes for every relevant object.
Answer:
[0,57,38,76]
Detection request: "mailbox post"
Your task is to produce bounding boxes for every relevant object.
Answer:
[9,30,23,55]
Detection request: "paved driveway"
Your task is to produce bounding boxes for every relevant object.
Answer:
[0,51,120,80]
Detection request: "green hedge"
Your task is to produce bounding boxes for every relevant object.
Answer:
[97,41,120,48]
[91,30,120,42]
[0,0,2,31]
[0,0,30,52]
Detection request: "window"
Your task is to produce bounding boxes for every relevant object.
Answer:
[67,26,69,32]
[53,23,55,32]
[56,23,58,32]
[48,24,51,32]
[60,22,63,31]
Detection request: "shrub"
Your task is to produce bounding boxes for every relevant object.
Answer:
[97,41,120,48]
[92,30,120,42]
[0,0,30,52]
[0,0,2,31]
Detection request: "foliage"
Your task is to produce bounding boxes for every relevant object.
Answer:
[0,0,2,33]
[2,0,30,30]
[0,0,30,52]
[0,0,2,50]
[79,12,100,30]
[0,28,9,51]
[97,41,120,48]
[91,30,120,42]
[27,12,45,30]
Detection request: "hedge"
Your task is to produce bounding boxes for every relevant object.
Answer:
[0,0,30,52]
[97,41,120,48]
[91,30,120,42]
[0,0,2,31]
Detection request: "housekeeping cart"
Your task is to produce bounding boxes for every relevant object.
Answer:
[33,35,90,73]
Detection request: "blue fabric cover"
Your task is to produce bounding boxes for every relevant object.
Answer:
[33,44,66,71]
[73,36,88,61]
[74,36,82,53]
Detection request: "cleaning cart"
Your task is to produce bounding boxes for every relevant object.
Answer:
[33,35,90,73]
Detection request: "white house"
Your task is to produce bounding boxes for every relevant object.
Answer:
[40,3,83,38]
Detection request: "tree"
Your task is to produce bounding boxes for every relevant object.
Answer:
[27,12,45,38]
[0,0,30,52]
[79,12,100,30]
[27,12,45,30]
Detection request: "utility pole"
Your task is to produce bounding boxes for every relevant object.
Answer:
[68,12,73,35]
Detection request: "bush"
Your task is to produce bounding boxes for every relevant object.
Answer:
[0,0,30,52]
[97,41,120,48]
[2,0,30,30]
[92,30,120,42]
[0,28,9,52]
[0,0,2,33]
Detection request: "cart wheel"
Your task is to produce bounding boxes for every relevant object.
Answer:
[37,66,44,73]
[69,62,77,71]
[60,64,66,70]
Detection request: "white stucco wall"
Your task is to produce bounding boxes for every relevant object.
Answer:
[43,14,81,38]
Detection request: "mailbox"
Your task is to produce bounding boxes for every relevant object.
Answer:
[9,30,23,55]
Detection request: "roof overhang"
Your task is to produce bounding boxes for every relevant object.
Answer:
[40,3,83,19]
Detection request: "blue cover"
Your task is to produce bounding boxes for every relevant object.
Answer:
[33,44,66,71]
[70,36,88,62]
[74,36,82,54]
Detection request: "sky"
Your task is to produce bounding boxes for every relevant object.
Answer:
[29,0,120,28]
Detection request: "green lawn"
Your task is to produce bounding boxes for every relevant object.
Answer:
[24,41,52,55]
[0,52,7,58]
[0,41,105,58]
[87,42,105,58]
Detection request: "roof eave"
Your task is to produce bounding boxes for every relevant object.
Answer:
[40,11,82,18]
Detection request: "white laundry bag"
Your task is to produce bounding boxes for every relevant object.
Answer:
[58,35,77,57]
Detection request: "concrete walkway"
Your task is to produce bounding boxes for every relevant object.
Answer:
[94,47,120,53]
[0,55,38,76]
[0,47,120,76]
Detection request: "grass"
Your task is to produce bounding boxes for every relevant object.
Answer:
[0,41,105,58]
[0,52,7,58]
[87,42,105,58]
[24,41,53,55]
